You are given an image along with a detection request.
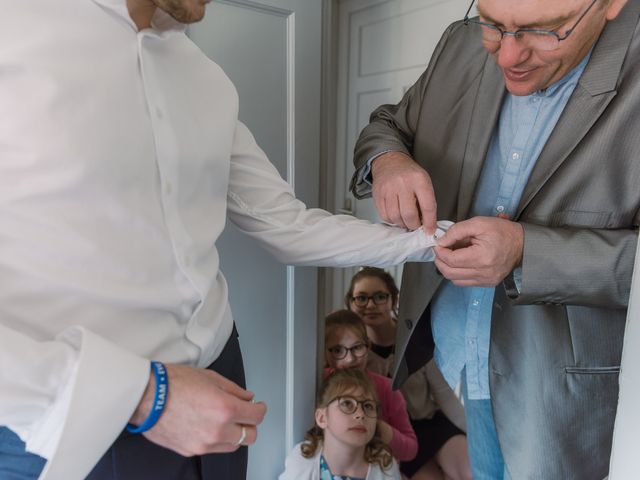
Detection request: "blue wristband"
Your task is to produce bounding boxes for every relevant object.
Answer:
[127,361,168,434]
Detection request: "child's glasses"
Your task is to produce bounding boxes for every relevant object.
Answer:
[351,292,390,307]
[327,343,368,360]
[329,396,378,418]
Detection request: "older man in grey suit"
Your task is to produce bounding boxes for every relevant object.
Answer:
[352,0,640,478]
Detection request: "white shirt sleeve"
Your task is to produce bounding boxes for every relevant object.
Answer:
[0,325,150,480]
[227,122,449,268]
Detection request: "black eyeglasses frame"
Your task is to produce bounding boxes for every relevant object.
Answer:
[462,0,599,51]
[326,342,368,360]
[351,292,391,307]
[328,395,379,418]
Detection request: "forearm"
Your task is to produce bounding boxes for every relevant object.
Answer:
[511,223,638,307]
[228,122,447,267]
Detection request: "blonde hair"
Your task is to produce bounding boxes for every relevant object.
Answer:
[300,368,393,470]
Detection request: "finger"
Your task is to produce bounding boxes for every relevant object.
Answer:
[372,187,390,224]
[397,189,422,231]
[435,257,500,287]
[414,178,437,235]
[200,424,259,454]
[205,370,254,401]
[384,193,406,229]
[434,244,484,270]
[434,258,483,284]
[232,424,258,446]
[229,398,268,426]
[218,423,258,448]
[436,220,478,248]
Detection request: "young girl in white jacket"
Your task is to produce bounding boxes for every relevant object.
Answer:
[279,368,401,480]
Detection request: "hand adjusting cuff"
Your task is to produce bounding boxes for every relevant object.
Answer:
[127,361,168,434]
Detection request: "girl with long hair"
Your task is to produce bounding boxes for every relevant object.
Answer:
[279,368,401,480]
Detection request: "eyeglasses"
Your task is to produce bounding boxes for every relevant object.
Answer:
[351,292,391,307]
[327,342,368,360]
[463,0,598,52]
[329,396,378,418]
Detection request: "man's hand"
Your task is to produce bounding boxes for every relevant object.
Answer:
[370,151,437,234]
[130,364,267,456]
[434,216,524,287]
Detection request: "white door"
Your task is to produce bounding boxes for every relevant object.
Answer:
[187,1,321,478]
[326,0,470,310]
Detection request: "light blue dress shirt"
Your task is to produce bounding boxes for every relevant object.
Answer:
[432,53,591,399]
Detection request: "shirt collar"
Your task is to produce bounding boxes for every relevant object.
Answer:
[90,0,186,33]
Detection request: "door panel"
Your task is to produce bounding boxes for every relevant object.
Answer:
[188,1,321,477]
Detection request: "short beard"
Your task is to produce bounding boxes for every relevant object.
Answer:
[155,0,205,24]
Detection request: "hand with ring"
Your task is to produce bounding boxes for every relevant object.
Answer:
[129,364,267,456]
[235,425,247,446]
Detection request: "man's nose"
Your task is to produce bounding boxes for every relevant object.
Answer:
[495,35,531,69]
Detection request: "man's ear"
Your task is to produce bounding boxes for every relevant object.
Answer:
[606,0,629,20]
[315,407,328,429]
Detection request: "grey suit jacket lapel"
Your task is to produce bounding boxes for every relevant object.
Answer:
[457,56,505,220]
[517,4,639,217]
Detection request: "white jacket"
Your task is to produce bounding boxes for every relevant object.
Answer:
[278,442,401,480]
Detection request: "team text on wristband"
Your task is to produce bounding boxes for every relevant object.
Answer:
[126,361,168,434]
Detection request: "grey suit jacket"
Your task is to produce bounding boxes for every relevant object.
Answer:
[352,1,640,479]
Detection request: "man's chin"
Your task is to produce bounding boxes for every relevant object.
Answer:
[503,77,540,96]
[501,68,546,96]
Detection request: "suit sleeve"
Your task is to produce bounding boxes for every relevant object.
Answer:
[425,360,466,432]
[350,22,460,199]
[507,223,639,308]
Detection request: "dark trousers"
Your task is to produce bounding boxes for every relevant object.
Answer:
[87,326,247,480]
[0,326,247,480]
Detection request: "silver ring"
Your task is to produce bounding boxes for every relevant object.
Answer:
[235,425,247,446]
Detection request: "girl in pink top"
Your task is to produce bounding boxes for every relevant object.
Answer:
[324,310,418,462]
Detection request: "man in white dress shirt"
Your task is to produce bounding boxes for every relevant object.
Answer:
[0,1,445,479]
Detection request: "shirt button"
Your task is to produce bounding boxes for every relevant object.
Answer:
[531,97,539,103]
[472,299,480,306]
[512,152,520,160]
[405,318,413,330]
[496,205,505,213]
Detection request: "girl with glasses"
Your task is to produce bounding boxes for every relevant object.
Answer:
[324,310,418,463]
[279,368,401,480]
[346,268,471,480]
